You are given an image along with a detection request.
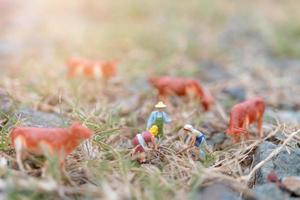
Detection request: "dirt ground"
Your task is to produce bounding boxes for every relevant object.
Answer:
[0,0,300,199]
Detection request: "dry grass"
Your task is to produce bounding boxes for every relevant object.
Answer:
[0,0,300,199]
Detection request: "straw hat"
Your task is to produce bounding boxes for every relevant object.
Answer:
[155,101,167,108]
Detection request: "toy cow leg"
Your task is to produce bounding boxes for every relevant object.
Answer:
[13,136,26,171]
[45,155,66,174]
[16,152,25,172]
[232,134,240,144]
[243,117,250,140]
[42,157,66,178]
[257,115,264,138]
[39,142,58,175]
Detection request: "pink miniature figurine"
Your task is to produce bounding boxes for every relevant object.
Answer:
[148,76,214,111]
[226,97,265,143]
[131,125,158,163]
[11,122,93,171]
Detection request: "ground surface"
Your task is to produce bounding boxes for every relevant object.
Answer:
[0,0,300,200]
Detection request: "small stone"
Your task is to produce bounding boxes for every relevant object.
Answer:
[277,111,300,125]
[254,141,300,185]
[207,133,227,149]
[265,109,300,125]
[274,132,285,142]
[222,87,246,101]
[128,78,151,93]
[117,95,143,115]
[252,183,290,200]
[194,182,243,200]
[282,176,300,196]
[197,60,231,82]
[14,107,67,128]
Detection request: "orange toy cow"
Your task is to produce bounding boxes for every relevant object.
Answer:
[148,76,214,111]
[11,122,93,171]
[226,97,265,143]
[66,57,117,80]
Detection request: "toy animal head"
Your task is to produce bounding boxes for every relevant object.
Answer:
[102,61,117,78]
[70,122,93,140]
[148,77,159,86]
[201,90,214,111]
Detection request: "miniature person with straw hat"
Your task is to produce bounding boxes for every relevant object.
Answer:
[146,101,171,139]
[183,124,212,160]
[131,125,158,163]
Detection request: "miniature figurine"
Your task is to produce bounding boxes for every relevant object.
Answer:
[11,122,93,171]
[183,124,212,160]
[131,125,158,163]
[146,101,171,139]
[66,57,117,80]
[148,76,214,111]
[226,97,265,143]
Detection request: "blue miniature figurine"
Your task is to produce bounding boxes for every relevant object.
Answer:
[146,101,171,139]
[183,124,212,160]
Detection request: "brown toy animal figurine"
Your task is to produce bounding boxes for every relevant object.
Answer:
[11,122,93,171]
[148,76,214,111]
[66,57,117,80]
[226,97,265,143]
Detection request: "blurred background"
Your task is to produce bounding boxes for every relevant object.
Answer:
[0,0,300,114]
[0,1,300,199]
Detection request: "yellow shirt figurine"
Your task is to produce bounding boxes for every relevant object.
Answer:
[146,101,171,139]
